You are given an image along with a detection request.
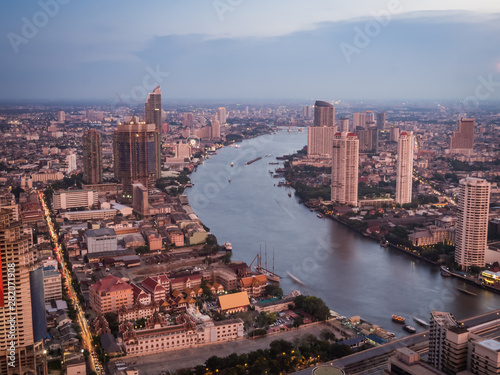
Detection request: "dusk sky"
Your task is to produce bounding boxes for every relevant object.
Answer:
[1,0,500,102]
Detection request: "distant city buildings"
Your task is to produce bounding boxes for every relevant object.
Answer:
[66,153,76,173]
[331,132,359,206]
[57,110,65,123]
[395,131,414,205]
[450,118,475,155]
[217,107,227,125]
[82,129,103,185]
[307,101,336,158]
[145,86,162,178]
[339,117,349,133]
[353,112,364,129]
[358,126,378,153]
[376,112,386,129]
[455,177,490,269]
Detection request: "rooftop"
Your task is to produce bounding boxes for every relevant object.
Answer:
[218,292,250,311]
[86,228,116,237]
[478,339,500,352]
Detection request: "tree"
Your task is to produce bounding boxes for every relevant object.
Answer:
[265,284,283,297]
[294,295,330,321]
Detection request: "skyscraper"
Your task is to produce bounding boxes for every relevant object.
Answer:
[428,311,460,371]
[313,101,335,127]
[211,119,221,139]
[307,101,336,158]
[0,209,43,374]
[217,107,227,125]
[339,117,349,132]
[395,131,414,205]
[331,132,359,206]
[57,110,65,123]
[376,112,386,129]
[145,86,162,178]
[450,118,475,155]
[357,126,378,153]
[113,118,159,195]
[82,129,103,185]
[352,113,364,129]
[364,111,374,128]
[455,177,490,269]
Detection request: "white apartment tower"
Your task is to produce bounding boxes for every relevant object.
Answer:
[395,131,414,205]
[331,132,359,206]
[455,177,490,269]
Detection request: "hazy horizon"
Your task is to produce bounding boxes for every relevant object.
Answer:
[1,1,500,102]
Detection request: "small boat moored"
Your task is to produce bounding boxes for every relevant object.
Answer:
[392,315,405,324]
[404,325,416,334]
[413,317,429,327]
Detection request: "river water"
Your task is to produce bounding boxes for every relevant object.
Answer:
[187,129,500,335]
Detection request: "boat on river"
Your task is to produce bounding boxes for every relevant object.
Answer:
[392,315,405,324]
[440,266,451,277]
[287,272,305,285]
[404,325,416,334]
[413,317,429,327]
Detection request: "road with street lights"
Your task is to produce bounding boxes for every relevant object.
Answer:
[38,192,104,375]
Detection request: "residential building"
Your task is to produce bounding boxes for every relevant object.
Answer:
[395,131,414,205]
[331,132,359,206]
[43,269,62,302]
[132,183,149,216]
[428,311,459,370]
[455,177,491,269]
[239,275,268,298]
[339,117,349,132]
[89,275,134,315]
[217,107,227,125]
[82,129,103,184]
[353,112,364,128]
[141,277,166,303]
[144,86,162,178]
[307,101,336,158]
[376,112,386,129]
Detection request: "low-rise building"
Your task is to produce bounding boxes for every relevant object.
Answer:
[53,189,98,210]
[239,275,268,298]
[86,228,118,253]
[43,269,62,302]
[218,292,250,314]
[90,275,134,315]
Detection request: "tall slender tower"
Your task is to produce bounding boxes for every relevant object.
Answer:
[455,177,490,269]
[217,107,227,125]
[113,118,159,195]
[339,117,349,133]
[145,86,162,179]
[395,131,414,205]
[376,112,386,129]
[308,101,336,158]
[331,132,359,206]
[82,129,103,184]
[0,209,42,374]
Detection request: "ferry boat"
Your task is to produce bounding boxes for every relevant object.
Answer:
[392,315,405,324]
[288,192,292,197]
[235,144,241,148]
[231,162,234,167]
[317,213,324,218]
[413,317,429,327]
[287,271,305,285]
[457,287,477,296]
[403,325,416,334]
[223,242,232,251]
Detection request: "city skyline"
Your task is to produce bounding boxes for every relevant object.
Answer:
[0,2,500,101]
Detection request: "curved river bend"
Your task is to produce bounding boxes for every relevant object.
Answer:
[187,130,500,335]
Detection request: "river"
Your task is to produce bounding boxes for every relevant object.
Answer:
[187,129,500,335]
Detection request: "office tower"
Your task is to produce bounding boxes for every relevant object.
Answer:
[211,119,221,139]
[145,86,162,179]
[331,132,359,206]
[302,105,313,119]
[390,127,400,142]
[132,183,149,216]
[429,311,460,371]
[376,112,386,129]
[455,177,490,269]
[364,111,374,128]
[57,110,65,123]
[307,101,336,158]
[217,107,227,125]
[352,113,364,129]
[357,126,378,153]
[339,117,349,132]
[0,209,44,374]
[313,101,335,127]
[113,118,159,195]
[65,153,76,174]
[450,118,475,155]
[82,129,103,184]
[395,131,414,205]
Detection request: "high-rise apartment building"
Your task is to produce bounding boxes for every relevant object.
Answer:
[339,117,349,132]
[65,153,76,174]
[331,132,359,206]
[57,110,65,123]
[450,118,475,155]
[113,119,160,195]
[376,112,386,129]
[144,86,162,179]
[313,101,335,127]
[82,129,103,185]
[390,127,400,142]
[353,113,364,129]
[357,126,378,153]
[0,209,45,374]
[395,131,414,205]
[455,177,490,269]
[211,118,221,139]
[307,101,336,158]
[217,107,227,125]
[364,111,374,128]
[429,311,460,370]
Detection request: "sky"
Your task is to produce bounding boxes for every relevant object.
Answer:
[1,0,500,103]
